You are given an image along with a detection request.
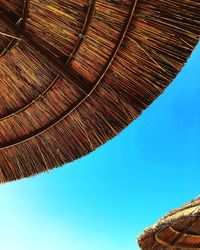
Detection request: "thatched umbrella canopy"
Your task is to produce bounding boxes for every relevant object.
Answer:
[138,196,200,249]
[0,0,199,183]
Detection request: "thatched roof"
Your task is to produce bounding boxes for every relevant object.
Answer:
[138,196,200,249]
[0,0,199,183]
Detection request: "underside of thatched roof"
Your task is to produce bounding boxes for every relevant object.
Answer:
[138,196,200,249]
[0,0,199,183]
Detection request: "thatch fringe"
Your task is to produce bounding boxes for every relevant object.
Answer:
[0,0,199,182]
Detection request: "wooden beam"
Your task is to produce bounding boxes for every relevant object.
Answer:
[0,31,21,40]
[19,0,30,29]
[0,39,18,57]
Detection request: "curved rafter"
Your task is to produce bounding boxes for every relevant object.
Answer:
[65,0,95,65]
[155,218,200,248]
[0,0,138,150]
[0,0,95,121]
[170,225,200,236]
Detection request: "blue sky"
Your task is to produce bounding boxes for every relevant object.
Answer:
[0,42,199,250]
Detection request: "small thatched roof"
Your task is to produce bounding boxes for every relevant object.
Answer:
[0,0,199,183]
[138,196,200,249]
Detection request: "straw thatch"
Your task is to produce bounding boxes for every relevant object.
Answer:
[0,0,199,183]
[138,196,200,249]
